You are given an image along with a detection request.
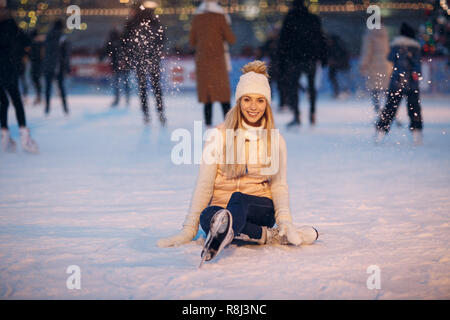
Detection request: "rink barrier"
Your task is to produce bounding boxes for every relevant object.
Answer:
[68,55,450,95]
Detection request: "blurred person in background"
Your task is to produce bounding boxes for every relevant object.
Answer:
[256,25,283,111]
[0,0,38,154]
[376,23,423,145]
[14,28,30,104]
[100,28,130,108]
[190,0,236,128]
[43,19,71,116]
[277,0,327,127]
[326,34,350,99]
[122,1,166,126]
[29,29,45,106]
[359,26,393,114]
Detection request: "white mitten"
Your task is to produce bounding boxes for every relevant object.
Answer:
[278,222,303,246]
[157,227,196,248]
[297,225,319,245]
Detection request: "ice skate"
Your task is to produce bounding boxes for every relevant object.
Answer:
[199,209,234,267]
[33,96,41,106]
[266,225,318,246]
[1,129,17,153]
[286,118,300,129]
[412,130,423,146]
[19,127,39,154]
[310,113,316,126]
[374,130,386,144]
[158,111,167,127]
[143,113,150,125]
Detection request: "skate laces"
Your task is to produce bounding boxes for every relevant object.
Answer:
[267,227,289,245]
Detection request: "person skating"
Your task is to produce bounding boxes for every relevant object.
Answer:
[190,0,236,128]
[157,61,318,262]
[0,1,38,154]
[122,1,166,126]
[14,28,30,104]
[326,34,350,99]
[100,28,130,108]
[43,19,71,116]
[256,25,283,111]
[277,0,327,127]
[375,23,424,145]
[29,29,45,106]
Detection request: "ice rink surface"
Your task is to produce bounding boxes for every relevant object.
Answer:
[0,92,449,299]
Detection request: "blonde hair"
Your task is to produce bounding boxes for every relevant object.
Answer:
[219,60,275,179]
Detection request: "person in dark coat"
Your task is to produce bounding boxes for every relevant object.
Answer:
[0,2,38,153]
[43,19,70,115]
[256,26,282,110]
[122,2,166,125]
[13,28,30,102]
[100,28,130,107]
[277,0,327,126]
[326,34,350,99]
[376,23,423,145]
[29,29,45,105]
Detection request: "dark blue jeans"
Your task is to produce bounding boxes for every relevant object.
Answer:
[200,192,276,241]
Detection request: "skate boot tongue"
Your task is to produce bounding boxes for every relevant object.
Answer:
[217,215,229,233]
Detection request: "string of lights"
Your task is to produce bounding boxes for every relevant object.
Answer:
[10,1,441,32]
[13,1,435,19]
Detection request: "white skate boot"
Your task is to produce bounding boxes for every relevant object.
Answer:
[199,209,234,267]
[412,130,423,146]
[1,129,16,153]
[266,225,319,246]
[19,127,39,154]
[374,130,386,144]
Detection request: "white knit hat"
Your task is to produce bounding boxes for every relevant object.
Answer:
[235,71,271,105]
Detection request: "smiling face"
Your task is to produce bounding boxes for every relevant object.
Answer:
[240,94,267,126]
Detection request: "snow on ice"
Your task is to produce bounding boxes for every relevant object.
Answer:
[0,92,449,299]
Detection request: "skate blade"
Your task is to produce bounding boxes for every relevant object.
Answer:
[199,254,207,268]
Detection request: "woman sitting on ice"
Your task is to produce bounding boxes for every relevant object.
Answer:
[158,61,318,260]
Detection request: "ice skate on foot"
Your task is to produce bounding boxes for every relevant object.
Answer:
[33,97,41,106]
[199,209,234,267]
[1,129,17,153]
[374,130,386,144]
[412,130,423,146]
[143,114,150,125]
[286,118,300,129]
[159,112,167,127]
[19,127,39,154]
[309,113,316,125]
